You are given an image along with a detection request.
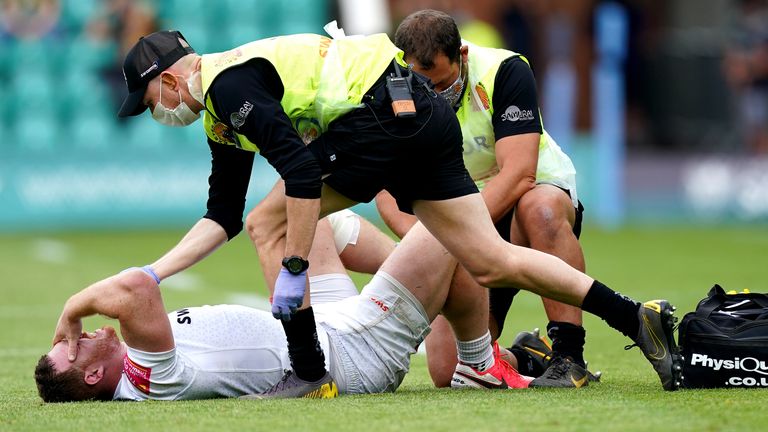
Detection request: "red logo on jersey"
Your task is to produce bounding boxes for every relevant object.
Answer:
[370,296,389,312]
[123,355,151,395]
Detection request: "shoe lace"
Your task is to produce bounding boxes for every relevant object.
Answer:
[496,354,521,377]
[540,356,569,379]
[264,369,293,395]
[492,342,525,382]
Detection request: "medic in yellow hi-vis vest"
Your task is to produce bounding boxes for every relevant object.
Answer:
[199,33,403,151]
[457,41,579,207]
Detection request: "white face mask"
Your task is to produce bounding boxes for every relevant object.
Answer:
[187,70,204,105]
[152,80,200,127]
[438,61,466,107]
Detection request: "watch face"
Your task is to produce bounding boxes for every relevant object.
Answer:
[286,258,303,273]
[283,256,308,275]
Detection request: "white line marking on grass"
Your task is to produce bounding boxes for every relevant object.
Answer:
[162,273,201,291]
[30,238,71,264]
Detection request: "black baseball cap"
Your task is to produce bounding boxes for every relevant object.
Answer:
[118,30,195,118]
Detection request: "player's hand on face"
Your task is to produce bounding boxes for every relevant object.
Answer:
[52,309,83,362]
[271,268,307,321]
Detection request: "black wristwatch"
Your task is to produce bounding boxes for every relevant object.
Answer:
[281,255,309,275]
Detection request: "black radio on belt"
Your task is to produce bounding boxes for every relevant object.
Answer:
[385,60,416,118]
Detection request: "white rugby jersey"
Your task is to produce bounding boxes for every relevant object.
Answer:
[112,304,330,400]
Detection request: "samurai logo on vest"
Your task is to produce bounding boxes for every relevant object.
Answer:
[501,105,534,122]
[230,100,254,130]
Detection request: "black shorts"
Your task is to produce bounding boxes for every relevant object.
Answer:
[489,194,585,335]
[307,62,477,214]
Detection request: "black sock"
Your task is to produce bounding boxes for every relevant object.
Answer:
[508,347,547,377]
[580,280,641,339]
[547,321,586,367]
[280,307,327,382]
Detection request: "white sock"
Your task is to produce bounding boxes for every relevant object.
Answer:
[456,331,495,372]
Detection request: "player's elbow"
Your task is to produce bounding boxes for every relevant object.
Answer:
[203,214,243,240]
[112,271,161,311]
[119,269,155,291]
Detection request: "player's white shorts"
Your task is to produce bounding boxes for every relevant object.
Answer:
[309,273,359,304]
[314,271,430,394]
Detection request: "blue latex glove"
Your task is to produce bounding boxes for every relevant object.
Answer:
[121,265,161,284]
[272,268,307,321]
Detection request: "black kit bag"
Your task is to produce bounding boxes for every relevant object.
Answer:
[677,284,768,389]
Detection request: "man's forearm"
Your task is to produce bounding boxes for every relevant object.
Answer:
[63,280,122,321]
[480,169,535,223]
[56,270,174,354]
[56,271,153,343]
[150,218,229,280]
[285,197,321,259]
[481,134,539,222]
[53,275,132,357]
[267,196,320,318]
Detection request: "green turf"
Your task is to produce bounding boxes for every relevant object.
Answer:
[2,224,768,431]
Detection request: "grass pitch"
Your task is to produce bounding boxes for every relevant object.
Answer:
[1,223,768,431]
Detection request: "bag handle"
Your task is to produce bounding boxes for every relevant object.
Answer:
[695,284,727,318]
[696,284,768,318]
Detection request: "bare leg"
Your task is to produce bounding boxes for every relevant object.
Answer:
[338,215,396,275]
[381,221,507,387]
[378,222,457,321]
[412,194,594,304]
[384,195,590,388]
[424,315,456,387]
[307,217,360,304]
[424,263,491,387]
[247,180,358,307]
[427,186,588,385]
[408,194,678,391]
[511,185,585,325]
[308,218,348,276]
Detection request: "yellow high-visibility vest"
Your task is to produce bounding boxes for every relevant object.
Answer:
[200,33,403,151]
[458,41,578,205]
